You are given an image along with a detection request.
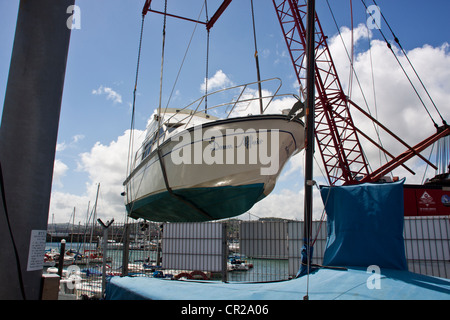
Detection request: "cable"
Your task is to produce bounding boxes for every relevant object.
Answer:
[348,0,354,98]
[371,0,445,125]
[126,14,146,181]
[163,2,207,115]
[361,0,439,128]
[0,160,26,300]
[157,0,168,134]
[205,0,210,113]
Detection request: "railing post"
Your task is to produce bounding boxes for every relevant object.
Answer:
[97,219,114,297]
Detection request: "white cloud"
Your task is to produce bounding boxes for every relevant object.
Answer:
[242,186,325,221]
[92,85,123,104]
[200,70,233,92]
[72,134,85,143]
[323,24,450,182]
[76,129,145,222]
[56,142,66,152]
[55,134,85,155]
[52,159,69,188]
[231,87,298,117]
[48,191,90,224]
[50,129,145,223]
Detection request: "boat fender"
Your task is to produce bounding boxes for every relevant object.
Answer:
[174,272,193,280]
[190,270,209,280]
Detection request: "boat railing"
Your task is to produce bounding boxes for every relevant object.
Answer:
[130,78,298,171]
[161,77,287,128]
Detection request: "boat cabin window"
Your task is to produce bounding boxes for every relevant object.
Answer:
[142,127,165,160]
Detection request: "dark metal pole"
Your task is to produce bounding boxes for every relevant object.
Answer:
[0,0,74,300]
[221,223,228,283]
[57,240,66,278]
[300,0,316,286]
[121,224,130,277]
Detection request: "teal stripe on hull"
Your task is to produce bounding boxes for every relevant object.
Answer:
[127,183,265,222]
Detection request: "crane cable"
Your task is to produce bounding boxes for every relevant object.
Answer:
[205,0,210,113]
[371,0,446,126]
[361,0,441,128]
[348,0,354,98]
[157,0,168,133]
[126,14,145,177]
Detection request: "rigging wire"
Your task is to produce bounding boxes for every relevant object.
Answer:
[421,143,435,184]
[126,14,146,181]
[163,1,208,114]
[361,0,440,128]
[364,10,388,168]
[153,0,214,222]
[325,0,379,173]
[371,0,446,125]
[347,0,354,98]
[205,0,210,113]
[157,0,168,135]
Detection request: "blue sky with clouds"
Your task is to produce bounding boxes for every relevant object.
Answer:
[1,1,449,223]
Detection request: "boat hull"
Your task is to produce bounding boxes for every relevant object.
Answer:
[124,114,304,222]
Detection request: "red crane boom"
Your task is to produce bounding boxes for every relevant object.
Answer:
[273,0,371,185]
[272,0,449,186]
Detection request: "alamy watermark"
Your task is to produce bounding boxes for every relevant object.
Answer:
[67,5,81,30]
[366,265,381,289]
[170,126,281,176]
[366,5,381,30]
[65,265,81,290]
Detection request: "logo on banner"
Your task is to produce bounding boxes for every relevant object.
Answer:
[419,191,435,207]
[442,194,450,207]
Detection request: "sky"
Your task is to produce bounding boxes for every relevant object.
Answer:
[1,0,449,225]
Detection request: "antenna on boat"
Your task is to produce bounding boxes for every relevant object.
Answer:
[157,0,168,135]
[250,0,264,114]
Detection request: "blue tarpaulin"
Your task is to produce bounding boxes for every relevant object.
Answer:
[104,180,450,300]
[320,180,408,270]
[105,267,450,300]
